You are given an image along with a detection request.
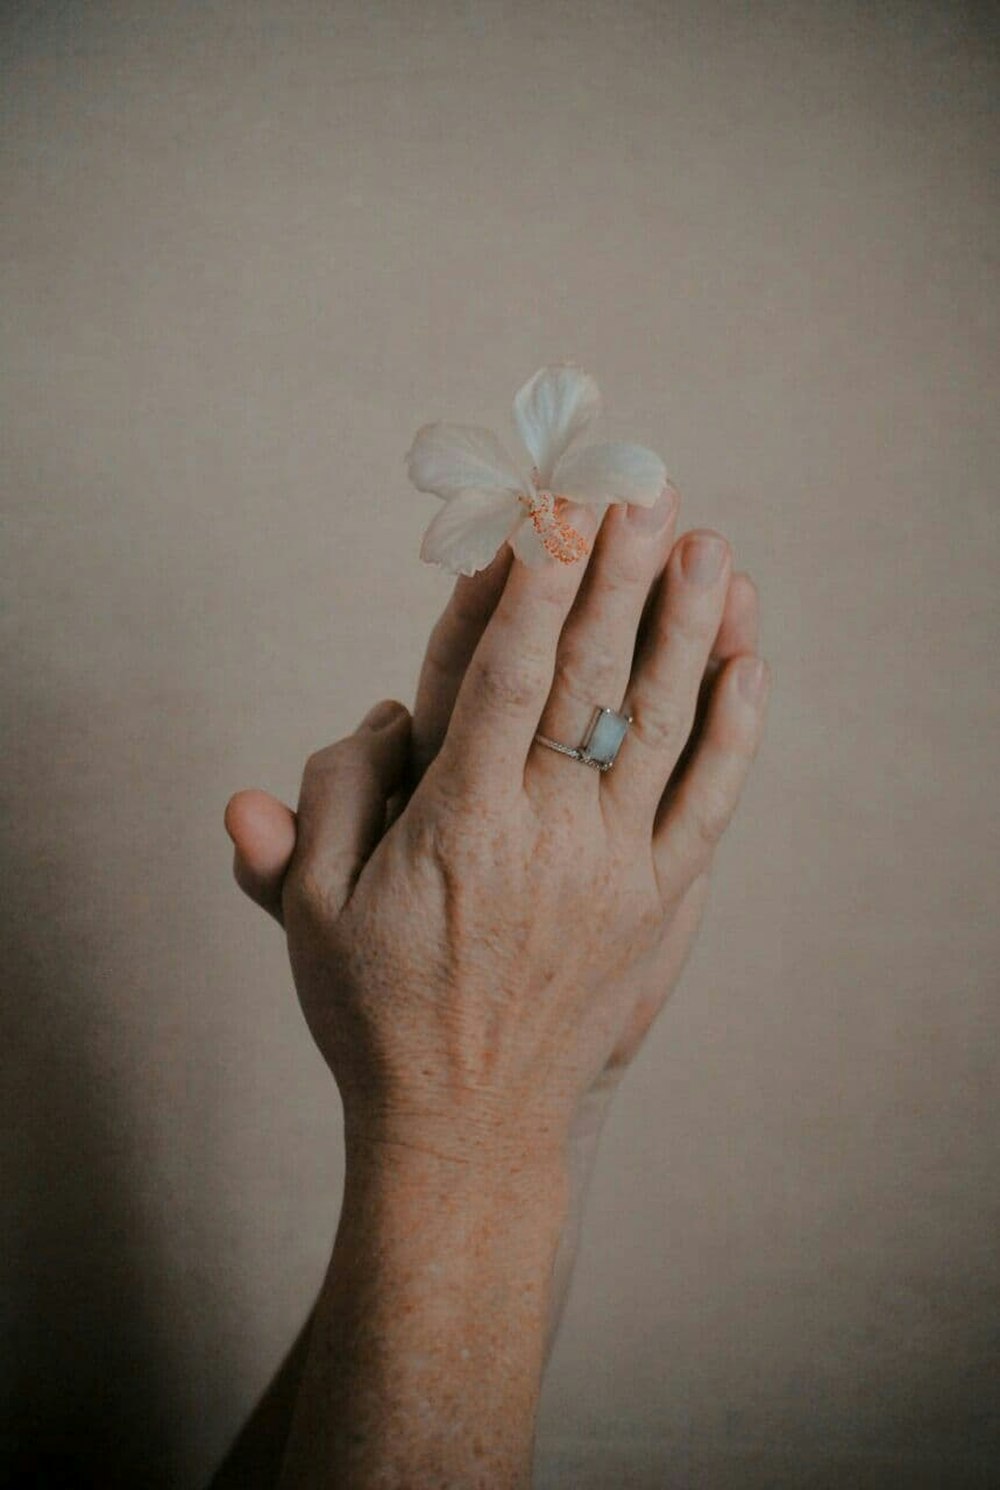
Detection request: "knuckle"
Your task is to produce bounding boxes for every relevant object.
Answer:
[302,750,324,779]
[602,540,648,589]
[423,626,460,682]
[552,645,619,706]
[426,599,478,671]
[635,699,696,757]
[303,741,346,778]
[692,783,736,846]
[529,569,574,612]
[413,791,496,881]
[421,755,496,833]
[283,861,334,923]
[668,830,716,892]
[451,577,494,628]
[435,809,484,869]
[656,848,710,913]
[473,653,547,714]
[666,603,713,648]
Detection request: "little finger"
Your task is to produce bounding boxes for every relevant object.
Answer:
[652,655,771,900]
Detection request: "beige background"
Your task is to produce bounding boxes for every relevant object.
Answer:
[3,1,998,1485]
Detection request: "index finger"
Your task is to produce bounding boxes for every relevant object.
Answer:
[411,545,513,779]
[433,509,603,796]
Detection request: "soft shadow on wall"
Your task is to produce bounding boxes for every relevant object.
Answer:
[4,676,177,1487]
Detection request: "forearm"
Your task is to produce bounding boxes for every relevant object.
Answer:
[277,1132,570,1489]
[211,1111,607,1487]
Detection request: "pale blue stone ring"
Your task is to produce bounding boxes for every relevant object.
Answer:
[533,706,633,774]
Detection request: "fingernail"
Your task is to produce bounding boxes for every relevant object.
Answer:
[681,533,727,584]
[628,485,677,532]
[361,700,407,731]
[737,657,768,704]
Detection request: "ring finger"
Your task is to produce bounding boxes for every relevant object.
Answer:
[605,527,733,829]
[226,566,755,913]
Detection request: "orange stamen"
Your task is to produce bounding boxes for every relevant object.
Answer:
[524,489,591,564]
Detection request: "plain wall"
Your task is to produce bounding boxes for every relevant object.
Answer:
[3,1,998,1484]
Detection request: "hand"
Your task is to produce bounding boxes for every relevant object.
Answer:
[226,489,770,1166]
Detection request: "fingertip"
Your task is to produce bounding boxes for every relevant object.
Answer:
[223,789,297,873]
[359,699,411,732]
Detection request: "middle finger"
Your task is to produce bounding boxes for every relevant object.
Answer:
[525,486,680,801]
[606,528,733,830]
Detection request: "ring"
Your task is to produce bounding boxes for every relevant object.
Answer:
[533,706,633,773]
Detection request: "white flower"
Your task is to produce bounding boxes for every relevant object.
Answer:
[405,362,668,577]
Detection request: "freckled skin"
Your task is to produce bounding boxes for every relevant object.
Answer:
[279,732,765,1476]
[218,491,770,1487]
[282,1137,565,1489]
[356,788,650,1132]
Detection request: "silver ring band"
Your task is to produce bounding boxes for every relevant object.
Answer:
[533,706,632,773]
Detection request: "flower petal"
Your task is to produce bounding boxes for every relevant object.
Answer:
[512,363,602,487]
[419,489,523,576]
[553,441,667,508]
[406,423,528,501]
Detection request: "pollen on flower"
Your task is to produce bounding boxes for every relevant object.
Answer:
[524,488,591,564]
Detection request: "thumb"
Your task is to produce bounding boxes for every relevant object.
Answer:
[287,699,411,916]
[224,788,297,926]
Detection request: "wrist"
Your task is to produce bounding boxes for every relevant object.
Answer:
[344,1094,573,1186]
[342,1118,571,1240]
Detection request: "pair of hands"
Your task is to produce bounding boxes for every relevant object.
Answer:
[224,487,769,1169]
